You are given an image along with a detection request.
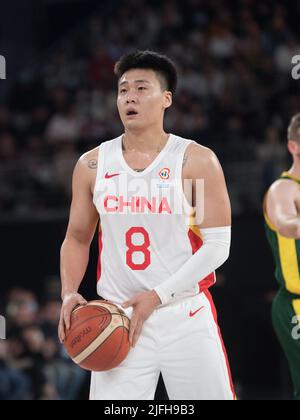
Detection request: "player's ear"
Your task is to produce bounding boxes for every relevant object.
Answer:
[163,91,172,110]
[288,140,297,154]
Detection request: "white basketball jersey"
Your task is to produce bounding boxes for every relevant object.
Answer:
[93,134,215,306]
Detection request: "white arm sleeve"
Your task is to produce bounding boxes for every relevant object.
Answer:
[154,226,231,305]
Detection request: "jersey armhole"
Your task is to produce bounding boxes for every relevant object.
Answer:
[92,143,105,202]
[176,140,195,220]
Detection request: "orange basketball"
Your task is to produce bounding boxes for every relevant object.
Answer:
[64,300,131,372]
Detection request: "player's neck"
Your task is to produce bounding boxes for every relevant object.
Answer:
[288,162,300,179]
[123,128,169,154]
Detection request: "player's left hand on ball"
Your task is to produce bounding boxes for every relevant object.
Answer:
[122,290,161,348]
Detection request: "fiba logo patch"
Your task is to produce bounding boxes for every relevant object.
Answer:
[159,168,170,180]
[0,315,6,339]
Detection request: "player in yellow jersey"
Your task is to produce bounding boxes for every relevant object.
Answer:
[264,113,300,400]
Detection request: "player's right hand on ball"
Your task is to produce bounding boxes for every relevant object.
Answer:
[58,292,87,343]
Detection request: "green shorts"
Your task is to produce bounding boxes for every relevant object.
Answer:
[272,289,300,400]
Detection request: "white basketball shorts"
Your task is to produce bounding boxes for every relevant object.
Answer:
[89,290,235,400]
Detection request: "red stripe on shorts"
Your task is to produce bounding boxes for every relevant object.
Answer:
[203,289,236,400]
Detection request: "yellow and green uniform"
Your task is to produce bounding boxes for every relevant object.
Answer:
[264,172,300,400]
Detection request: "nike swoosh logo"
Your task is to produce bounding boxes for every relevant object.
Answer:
[105,172,120,179]
[189,306,204,317]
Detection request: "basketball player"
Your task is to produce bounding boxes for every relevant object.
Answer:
[58,50,235,400]
[264,114,300,400]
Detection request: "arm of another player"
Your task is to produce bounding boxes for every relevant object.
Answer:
[59,155,99,343]
[266,180,300,239]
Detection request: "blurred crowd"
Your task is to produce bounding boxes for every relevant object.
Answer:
[0,284,88,400]
[1,0,299,218]
[1,0,297,400]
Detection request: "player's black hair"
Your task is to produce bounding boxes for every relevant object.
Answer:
[114,50,177,94]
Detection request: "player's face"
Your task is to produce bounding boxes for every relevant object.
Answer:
[117,69,172,130]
